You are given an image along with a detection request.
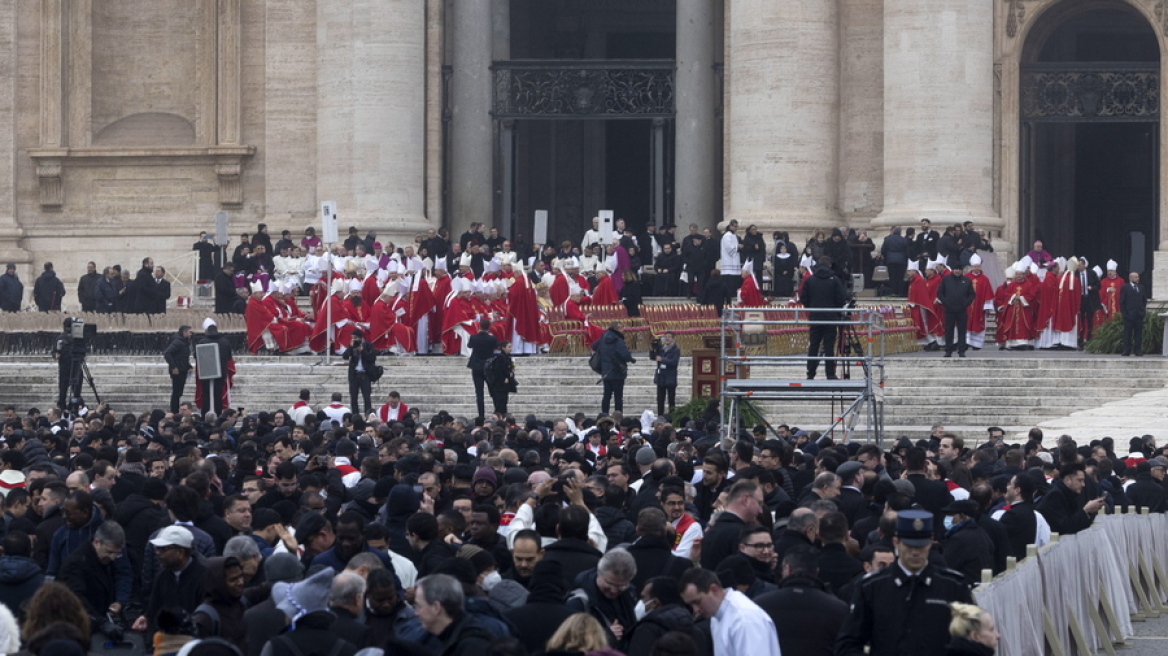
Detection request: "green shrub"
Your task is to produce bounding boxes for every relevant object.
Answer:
[1086,312,1164,354]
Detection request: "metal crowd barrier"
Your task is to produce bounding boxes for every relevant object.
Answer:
[974,509,1168,656]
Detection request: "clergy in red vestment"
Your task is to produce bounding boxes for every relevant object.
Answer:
[1050,257,1081,348]
[441,277,477,356]
[1033,261,1061,348]
[996,266,1037,349]
[429,265,453,347]
[1097,259,1123,326]
[591,270,619,306]
[244,283,282,353]
[906,263,931,343]
[245,283,309,353]
[309,280,360,354]
[921,263,945,346]
[408,271,437,354]
[563,285,603,348]
[369,279,417,354]
[509,263,543,354]
[737,264,765,306]
[964,254,996,349]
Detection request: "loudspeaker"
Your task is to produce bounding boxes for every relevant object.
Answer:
[1130,231,1146,274]
[195,343,223,380]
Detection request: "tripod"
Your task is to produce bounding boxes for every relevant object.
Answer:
[66,352,102,414]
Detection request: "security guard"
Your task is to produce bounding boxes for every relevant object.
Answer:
[835,509,972,656]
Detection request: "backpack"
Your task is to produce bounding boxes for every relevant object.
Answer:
[368,364,385,382]
[589,346,603,375]
[193,604,220,637]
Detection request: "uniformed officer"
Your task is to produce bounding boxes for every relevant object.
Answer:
[835,509,972,656]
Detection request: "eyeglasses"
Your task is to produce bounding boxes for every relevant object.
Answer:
[743,542,774,550]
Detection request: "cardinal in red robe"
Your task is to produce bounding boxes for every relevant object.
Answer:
[737,269,765,306]
[964,256,996,349]
[429,269,453,348]
[1097,264,1123,327]
[591,271,619,306]
[1050,260,1081,348]
[563,290,603,348]
[509,268,543,352]
[995,269,1037,349]
[441,278,477,355]
[369,281,417,354]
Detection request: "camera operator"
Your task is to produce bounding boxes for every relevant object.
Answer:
[651,332,680,417]
[344,329,378,417]
[52,318,82,411]
[164,325,193,413]
[802,256,850,380]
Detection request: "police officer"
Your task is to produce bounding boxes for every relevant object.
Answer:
[836,509,972,656]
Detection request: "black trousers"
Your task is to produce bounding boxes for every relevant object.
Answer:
[349,372,372,417]
[169,371,187,414]
[807,324,838,379]
[1079,304,1095,341]
[1123,316,1145,355]
[887,262,907,296]
[656,385,676,416]
[199,378,226,414]
[472,370,487,419]
[723,275,742,303]
[944,309,968,354]
[602,379,626,414]
[490,388,510,416]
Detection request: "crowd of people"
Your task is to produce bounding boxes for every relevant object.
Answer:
[901,231,1146,356]
[4,382,1161,656]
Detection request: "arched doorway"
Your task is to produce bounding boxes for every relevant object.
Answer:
[1020,3,1160,281]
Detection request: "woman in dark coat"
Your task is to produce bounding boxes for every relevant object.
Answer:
[822,228,852,281]
[485,342,517,416]
[773,243,796,297]
[742,225,767,280]
[621,269,643,317]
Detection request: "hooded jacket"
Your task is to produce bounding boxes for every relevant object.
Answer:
[596,327,635,381]
[193,556,248,651]
[626,604,706,656]
[0,555,43,619]
[33,269,65,311]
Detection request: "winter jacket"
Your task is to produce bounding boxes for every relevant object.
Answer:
[595,328,635,381]
[33,270,65,311]
[0,272,22,311]
[0,555,43,619]
[626,604,707,656]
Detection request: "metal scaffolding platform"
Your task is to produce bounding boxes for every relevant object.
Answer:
[720,305,887,445]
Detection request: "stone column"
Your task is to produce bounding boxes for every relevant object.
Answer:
[874,1,1001,232]
[675,0,718,228]
[0,1,29,276]
[316,0,428,241]
[838,0,884,225]
[450,0,497,238]
[725,0,839,235]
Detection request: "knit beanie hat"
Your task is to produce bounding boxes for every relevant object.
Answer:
[275,567,334,627]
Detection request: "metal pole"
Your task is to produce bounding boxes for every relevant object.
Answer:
[325,246,333,365]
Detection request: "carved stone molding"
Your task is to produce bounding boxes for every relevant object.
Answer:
[215,160,244,208]
[35,158,63,209]
[28,146,256,210]
[1005,0,1036,39]
[492,60,676,119]
[1156,0,1168,33]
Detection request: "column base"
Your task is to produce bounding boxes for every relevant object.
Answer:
[872,206,1004,232]
[724,210,841,233]
[1153,251,1168,301]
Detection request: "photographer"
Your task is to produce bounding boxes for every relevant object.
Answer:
[802,256,850,380]
[52,319,81,411]
[652,332,680,416]
[344,329,377,417]
[164,325,193,413]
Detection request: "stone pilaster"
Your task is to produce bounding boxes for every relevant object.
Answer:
[874,0,1002,233]
[0,0,29,274]
[450,0,497,238]
[725,0,839,232]
[316,0,429,242]
[675,0,719,228]
[839,0,884,225]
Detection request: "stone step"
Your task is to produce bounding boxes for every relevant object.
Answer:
[1,354,1160,441]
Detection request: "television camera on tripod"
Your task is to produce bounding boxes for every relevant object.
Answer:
[52,318,101,416]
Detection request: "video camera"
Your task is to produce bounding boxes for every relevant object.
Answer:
[63,317,97,356]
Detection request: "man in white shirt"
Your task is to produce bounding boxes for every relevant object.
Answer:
[720,220,742,301]
[288,388,314,426]
[582,217,602,251]
[302,245,329,290]
[321,391,351,428]
[681,567,782,656]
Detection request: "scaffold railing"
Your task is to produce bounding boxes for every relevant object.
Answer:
[719,305,887,446]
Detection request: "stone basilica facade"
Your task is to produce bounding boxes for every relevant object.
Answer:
[2,0,1168,301]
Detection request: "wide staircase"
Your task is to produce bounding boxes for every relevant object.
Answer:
[3,354,1166,442]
